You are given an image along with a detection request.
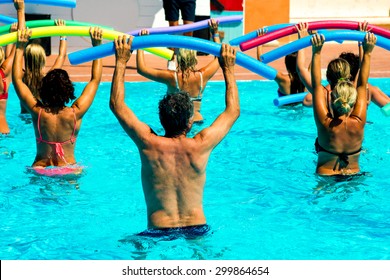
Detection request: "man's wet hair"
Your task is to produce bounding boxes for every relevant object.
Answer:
[158,91,194,137]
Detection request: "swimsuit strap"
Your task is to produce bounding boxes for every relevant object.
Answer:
[189,71,204,102]
[70,107,77,143]
[36,107,77,163]
[174,71,203,101]
[315,138,362,167]
[36,109,65,161]
[277,88,285,97]
[174,71,180,90]
[315,138,362,156]
[324,86,331,113]
[37,107,77,144]
[37,108,44,143]
[198,71,203,97]
[0,69,8,98]
[366,84,371,103]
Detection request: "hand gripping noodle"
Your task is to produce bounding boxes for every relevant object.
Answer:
[0,19,113,35]
[260,30,390,64]
[240,20,390,51]
[0,26,173,60]
[68,35,278,80]
[229,23,293,46]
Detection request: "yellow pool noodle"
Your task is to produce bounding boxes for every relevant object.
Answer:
[0,26,173,60]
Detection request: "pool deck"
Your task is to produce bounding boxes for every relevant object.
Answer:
[50,43,390,82]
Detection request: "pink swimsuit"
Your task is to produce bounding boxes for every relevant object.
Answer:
[36,108,77,162]
[0,69,8,100]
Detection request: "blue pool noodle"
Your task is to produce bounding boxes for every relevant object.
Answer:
[261,30,390,64]
[0,0,76,8]
[68,35,278,80]
[274,85,390,107]
[273,92,307,106]
[0,14,16,24]
[317,29,344,44]
[381,103,390,116]
[230,23,294,46]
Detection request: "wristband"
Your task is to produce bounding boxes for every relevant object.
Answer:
[60,37,67,41]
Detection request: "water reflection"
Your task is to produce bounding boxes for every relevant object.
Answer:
[309,172,370,203]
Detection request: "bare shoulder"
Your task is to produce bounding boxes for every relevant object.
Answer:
[191,127,215,149]
[348,114,365,126]
[142,135,201,158]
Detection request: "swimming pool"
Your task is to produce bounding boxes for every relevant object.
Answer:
[1,79,389,260]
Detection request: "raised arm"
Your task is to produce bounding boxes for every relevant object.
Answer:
[255,27,288,94]
[195,44,239,150]
[199,19,221,81]
[136,30,172,84]
[354,21,370,86]
[72,27,103,118]
[1,23,18,76]
[14,0,25,30]
[358,21,370,61]
[310,33,328,124]
[50,19,68,71]
[296,22,313,93]
[110,36,151,147]
[256,27,267,61]
[12,29,37,112]
[352,32,376,122]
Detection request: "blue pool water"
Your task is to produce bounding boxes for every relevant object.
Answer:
[1,79,389,260]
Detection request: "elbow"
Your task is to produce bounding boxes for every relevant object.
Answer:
[93,75,102,83]
[91,71,103,83]
[303,93,313,107]
[12,74,21,85]
[109,98,124,115]
[235,107,241,119]
[296,66,303,75]
[109,99,117,113]
[228,106,240,120]
[136,66,145,76]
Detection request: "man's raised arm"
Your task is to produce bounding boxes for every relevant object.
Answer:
[109,36,152,147]
[196,44,240,149]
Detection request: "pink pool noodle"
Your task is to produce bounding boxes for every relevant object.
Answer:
[240,20,390,51]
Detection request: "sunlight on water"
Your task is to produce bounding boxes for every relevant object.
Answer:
[1,79,389,260]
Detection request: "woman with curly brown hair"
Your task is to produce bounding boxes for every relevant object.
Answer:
[12,27,103,172]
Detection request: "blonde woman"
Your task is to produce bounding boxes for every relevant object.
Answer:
[311,32,376,176]
[295,22,354,107]
[136,19,221,123]
[0,23,17,134]
[14,0,68,114]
